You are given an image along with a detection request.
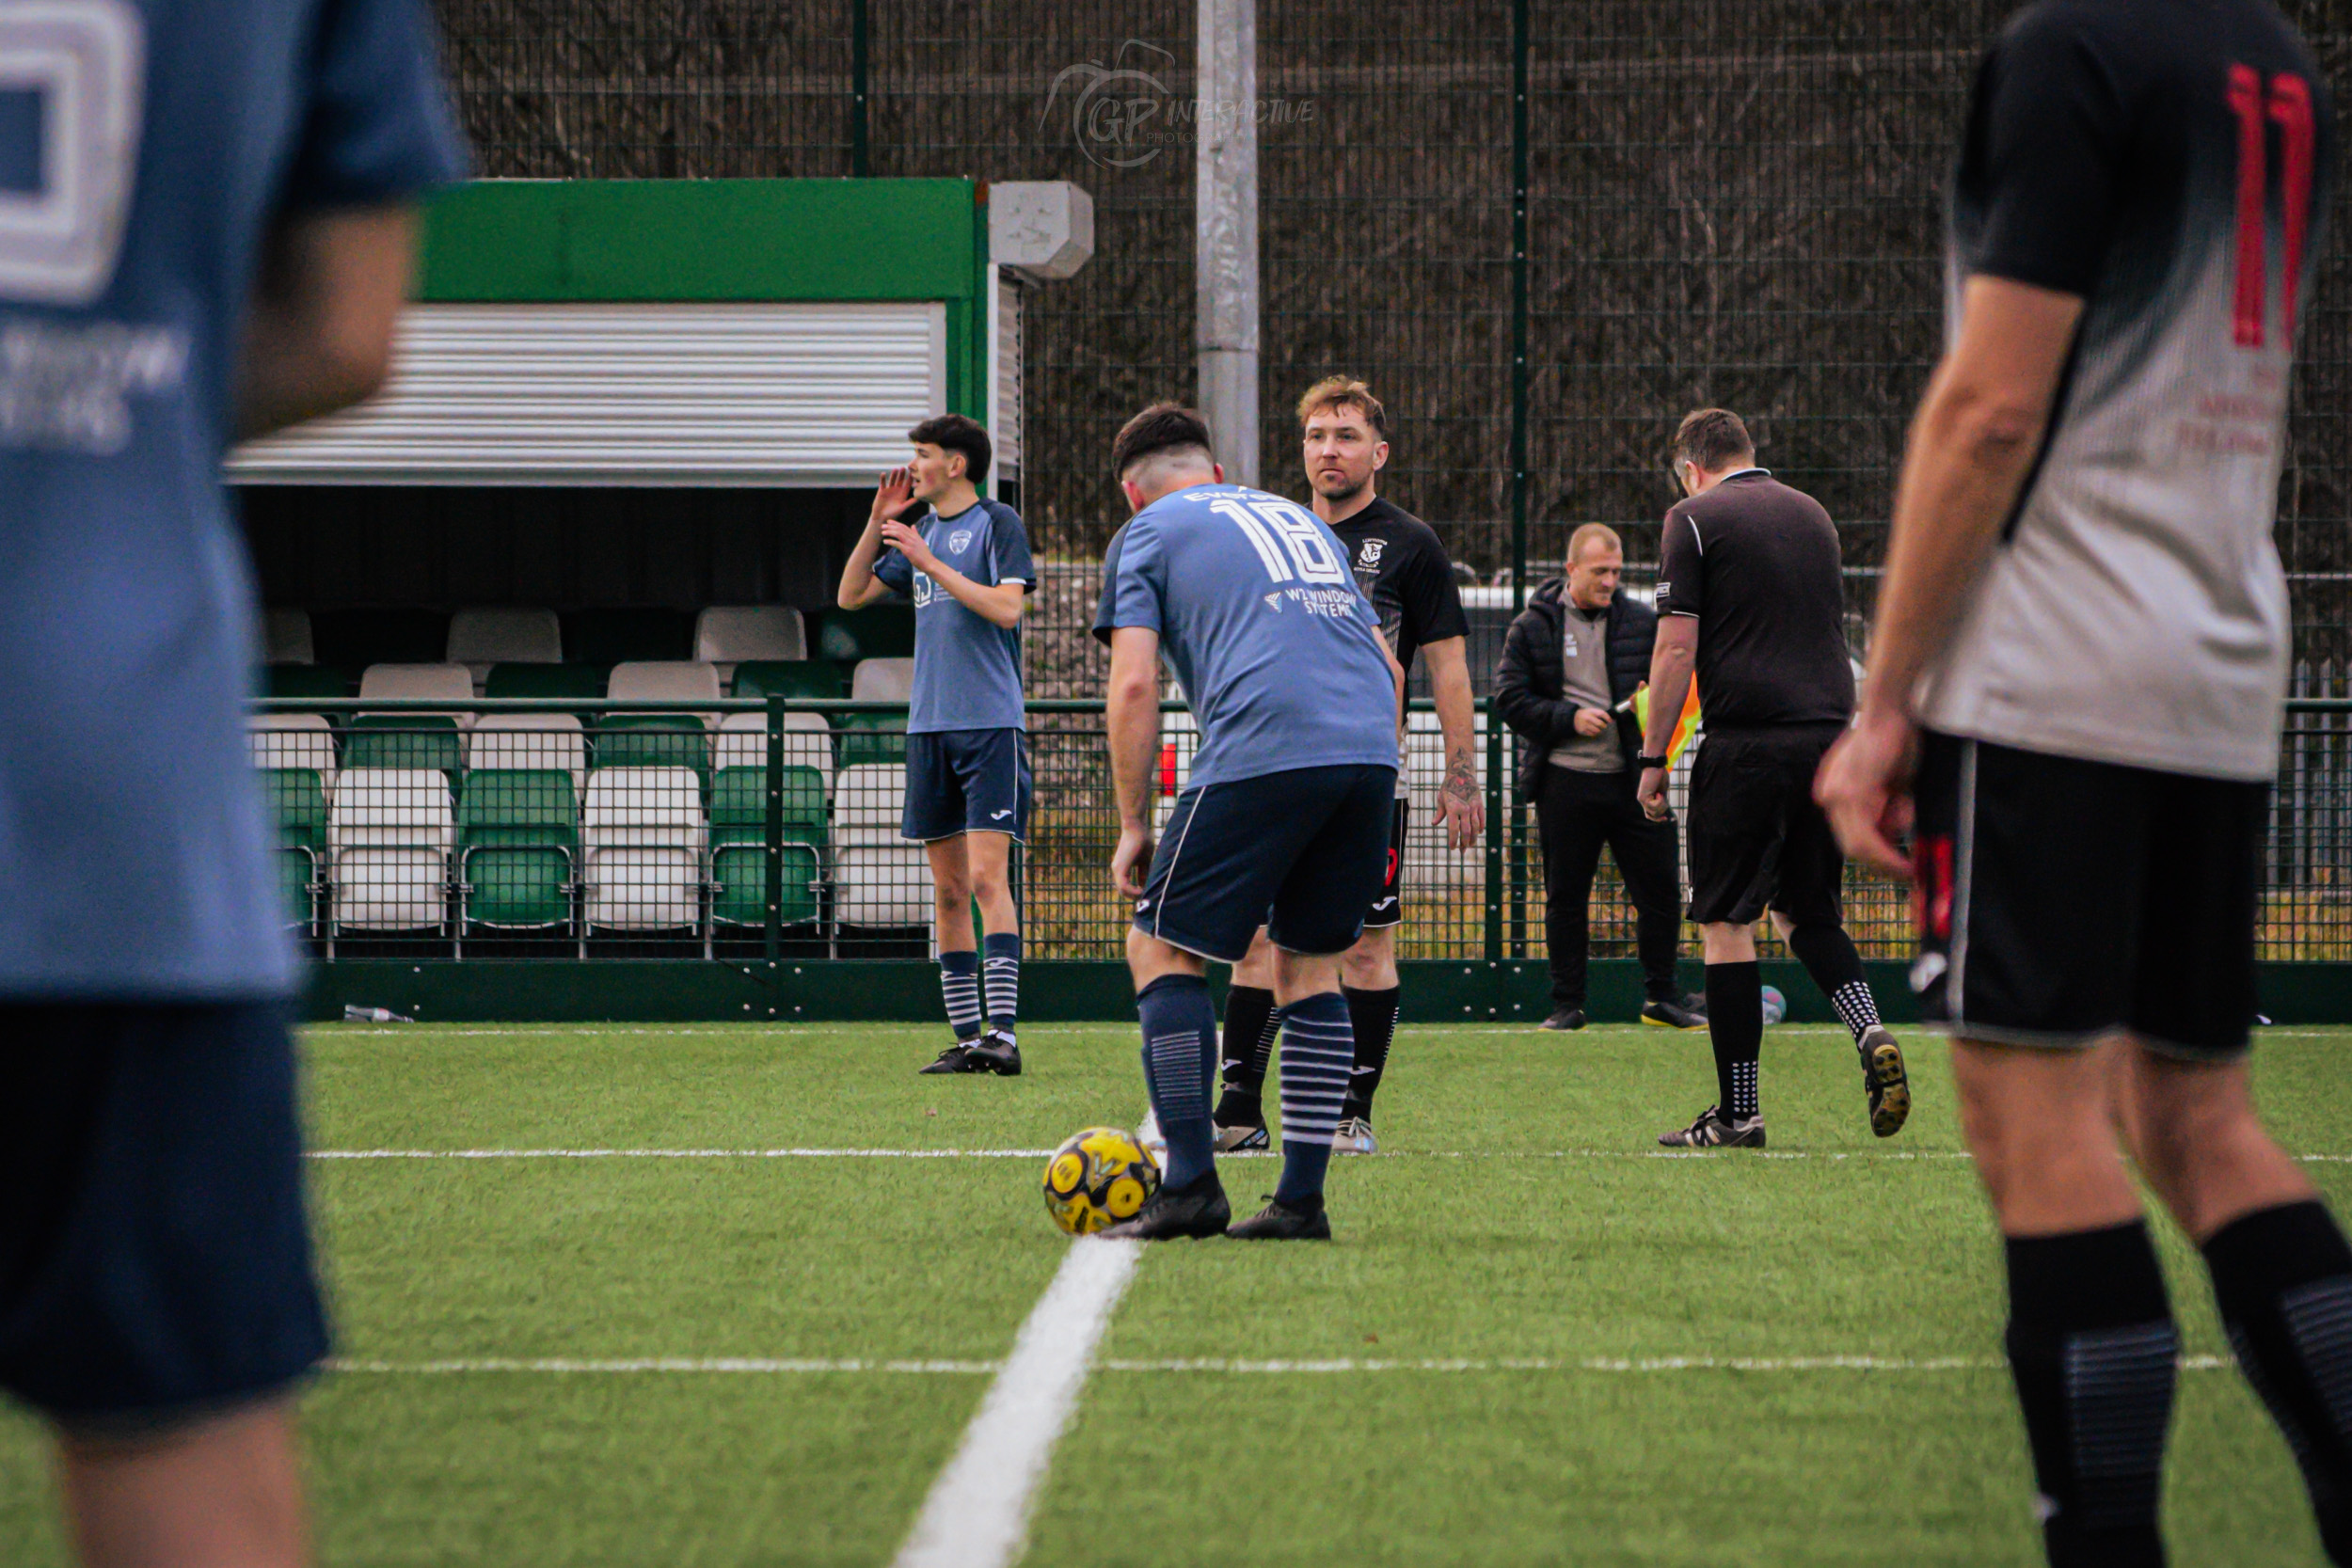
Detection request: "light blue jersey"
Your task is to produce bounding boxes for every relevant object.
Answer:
[874,499,1033,734]
[0,0,465,999]
[1093,483,1399,789]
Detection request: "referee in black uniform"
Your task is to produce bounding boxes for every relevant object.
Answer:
[1637,409,1909,1149]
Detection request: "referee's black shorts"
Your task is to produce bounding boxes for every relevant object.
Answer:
[1684,722,1847,928]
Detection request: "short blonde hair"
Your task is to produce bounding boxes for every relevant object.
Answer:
[1566,523,1622,564]
[1295,376,1390,441]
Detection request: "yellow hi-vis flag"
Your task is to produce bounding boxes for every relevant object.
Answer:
[1622,683,1701,768]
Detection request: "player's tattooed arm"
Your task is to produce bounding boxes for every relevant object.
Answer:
[1422,635,1486,850]
[838,467,915,610]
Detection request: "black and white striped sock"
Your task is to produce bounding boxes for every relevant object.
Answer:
[939,951,983,1041]
[982,931,1021,1042]
[1830,979,1881,1043]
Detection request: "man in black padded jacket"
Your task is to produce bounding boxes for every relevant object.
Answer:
[1496,524,1699,1031]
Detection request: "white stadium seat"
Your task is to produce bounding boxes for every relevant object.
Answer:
[833,842,932,926]
[694,606,805,663]
[607,660,723,725]
[582,766,707,929]
[850,657,915,702]
[328,768,453,930]
[470,711,588,786]
[713,710,835,786]
[358,662,478,727]
[249,712,337,782]
[264,608,313,665]
[833,764,907,835]
[447,607,563,669]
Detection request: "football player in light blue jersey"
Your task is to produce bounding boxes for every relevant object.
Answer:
[837,414,1036,1077]
[1092,404,1404,1241]
[0,0,465,1559]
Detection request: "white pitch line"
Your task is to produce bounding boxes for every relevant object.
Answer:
[892,1237,1138,1568]
[303,1147,2352,1164]
[319,1352,2235,1376]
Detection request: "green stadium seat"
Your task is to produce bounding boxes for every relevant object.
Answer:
[262,768,326,931]
[595,714,710,780]
[834,710,907,768]
[485,663,608,701]
[711,765,826,832]
[343,715,463,775]
[732,659,844,700]
[707,766,825,927]
[458,769,579,930]
[263,664,356,702]
[711,839,820,927]
[815,604,915,664]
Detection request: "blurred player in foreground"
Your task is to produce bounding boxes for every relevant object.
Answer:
[0,0,464,1561]
[837,415,1035,1077]
[1096,404,1404,1240]
[1210,377,1484,1157]
[1816,0,2347,1560]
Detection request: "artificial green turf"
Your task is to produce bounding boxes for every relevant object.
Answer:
[0,1022,2344,1564]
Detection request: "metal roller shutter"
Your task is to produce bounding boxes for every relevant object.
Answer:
[227,301,947,487]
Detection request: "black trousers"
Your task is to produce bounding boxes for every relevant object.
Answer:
[1535,763,1683,1007]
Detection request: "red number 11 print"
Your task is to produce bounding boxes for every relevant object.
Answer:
[2229,63,2316,347]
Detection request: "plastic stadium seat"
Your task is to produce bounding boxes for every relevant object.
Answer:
[608,659,723,706]
[850,657,914,702]
[564,609,693,667]
[731,659,843,700]
[816,604,914,664]
[344,715,464,775]
[695,607,805,664]
[832,843,932,926]
[262,768,326,931]
[714,711,834,785]
[328,768,453,931]
[448,608,563,669]
[263,664,355,702]
[582,767,707,930]
[708,767,823,927]
[358,663,477,730]
[248,713,337,780]
[264,609,313,665]
[459,769,578,931]
[596,715,710,779]
[470,712,587,787]
[833,764,907,838]
[485,663,607,701]
[834,711,907,768]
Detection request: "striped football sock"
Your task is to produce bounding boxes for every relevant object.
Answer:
[983,931,1021,1042]
[939,951,983,1041]
[1274,991,1354,1205]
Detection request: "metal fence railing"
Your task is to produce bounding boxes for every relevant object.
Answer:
[251,695,2352,964]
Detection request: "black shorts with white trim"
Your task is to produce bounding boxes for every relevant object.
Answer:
[1911,729,2265,1060]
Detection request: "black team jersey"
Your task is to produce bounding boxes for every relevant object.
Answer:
[1326,496,1470,683]
[1916,0,2335,782]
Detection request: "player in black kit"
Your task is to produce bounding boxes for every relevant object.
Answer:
[1816,1,2349,1560]
[1209,378,1485,1155]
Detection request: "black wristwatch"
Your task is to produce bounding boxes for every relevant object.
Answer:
[1636,754,1669,770]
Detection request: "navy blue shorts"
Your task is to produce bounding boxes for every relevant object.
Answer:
[1136,764,1398,962]
[904,728,1031,842]
[0,1003,328,1429]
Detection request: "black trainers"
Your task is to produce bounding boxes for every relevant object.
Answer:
[1227,1192,1331,1240]
[966,1031,1023,1077]
[1657,1105,1767,1148]
[1100,1170,1232,1240]
[1858,1024,1911,1138]
[1641,997,1708,1030]
[1214,1120,1271,1152]
[1540,1007,1587,1031]
[918,1041,980,1074]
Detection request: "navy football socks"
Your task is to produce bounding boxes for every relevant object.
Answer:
[1136,973,1218,1190]
[1274,990,1354,1205]
[982,931,1021,1042]
[938,950,983,1041]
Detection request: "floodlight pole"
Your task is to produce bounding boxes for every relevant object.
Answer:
[1196,0,1258,486]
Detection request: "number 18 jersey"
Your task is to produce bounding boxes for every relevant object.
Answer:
[1916,0,2335,782]
[1094,483,1399,789]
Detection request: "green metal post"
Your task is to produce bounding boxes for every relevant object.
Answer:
[850,0,870,178]
[764,693,785,963]
[1507,0,1532,958]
